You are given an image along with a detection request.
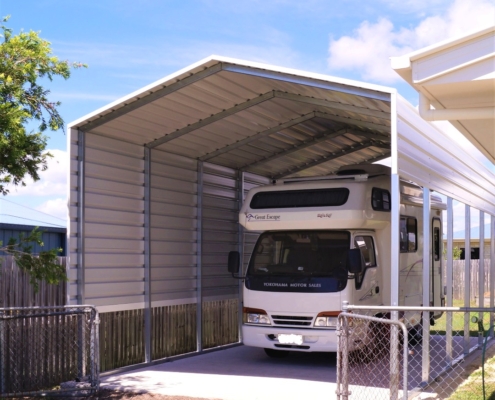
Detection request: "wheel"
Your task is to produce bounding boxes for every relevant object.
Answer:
[264,348,290,358]
[408,325,423,346]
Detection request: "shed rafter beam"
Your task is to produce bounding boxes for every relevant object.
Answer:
[243,128,390,169]
[79,63,223,132]
[271,140,390,179]
[315,111,390,133]
[243,127,350,169]
[147,91,276,149]
[199,112,316,161]
[274,91,389,120]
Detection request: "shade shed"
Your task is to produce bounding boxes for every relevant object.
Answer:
[68,56,495,367]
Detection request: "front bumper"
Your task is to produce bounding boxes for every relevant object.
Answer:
[242,324,339,352]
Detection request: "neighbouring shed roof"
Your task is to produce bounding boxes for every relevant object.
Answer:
[69,56,394,180]
[391,26,495,163]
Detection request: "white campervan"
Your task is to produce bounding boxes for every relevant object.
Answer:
[228,163,445,357]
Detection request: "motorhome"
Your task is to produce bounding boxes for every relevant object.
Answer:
[228,164,446,357]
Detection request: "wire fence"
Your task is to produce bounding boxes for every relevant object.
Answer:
[337,305,495,399]
[0,305,99,398]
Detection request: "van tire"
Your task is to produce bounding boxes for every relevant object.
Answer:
[264,348,290,358]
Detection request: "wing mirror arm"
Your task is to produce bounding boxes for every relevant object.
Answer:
[228,251,244,279]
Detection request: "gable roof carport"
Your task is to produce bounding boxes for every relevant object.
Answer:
[67,56,495,370]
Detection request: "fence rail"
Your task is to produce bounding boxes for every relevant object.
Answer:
[0,305,99,398]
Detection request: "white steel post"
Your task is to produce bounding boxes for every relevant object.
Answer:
[196,161,204,352]
[237,170,245,343]
[464,205,471,355]
[491,215,495,338]
[422,187,431,384]
[144,147,152,363]
[446,197,453,365]
[389,91,400,400]
[478,211,485,348]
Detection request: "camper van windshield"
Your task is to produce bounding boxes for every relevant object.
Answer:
[245,231,350,293]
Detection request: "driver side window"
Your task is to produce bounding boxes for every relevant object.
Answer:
[354,236,376,289]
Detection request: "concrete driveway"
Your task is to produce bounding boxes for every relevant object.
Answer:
[102,345,340,400]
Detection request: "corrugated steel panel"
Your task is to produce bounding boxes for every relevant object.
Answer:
[150,149,198,304]
[74,133,146,307]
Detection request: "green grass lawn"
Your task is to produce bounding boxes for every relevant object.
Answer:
[431,300,494,337]
[448,354,495,400]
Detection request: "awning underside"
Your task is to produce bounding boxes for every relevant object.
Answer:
[76,61,392,179]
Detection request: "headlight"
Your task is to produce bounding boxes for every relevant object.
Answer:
[243,307,271,325]
[314,316,338,328]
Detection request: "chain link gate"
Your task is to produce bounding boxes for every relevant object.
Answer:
[337,305,495,399]
[337,312,409,399]
[0,306,100,398]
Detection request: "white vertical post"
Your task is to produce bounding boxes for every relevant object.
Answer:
[422,187,431,384]
[237,170,245,343]
[446,197,454,365]
[77,130,86,305]
[196,161,204,352]
[490,215,495,338]
[479,211,485,347]
[144,147,152,363]
[464,205,471,354]
[389,91,400,400]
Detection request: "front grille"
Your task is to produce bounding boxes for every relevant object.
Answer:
[271,315,313,326]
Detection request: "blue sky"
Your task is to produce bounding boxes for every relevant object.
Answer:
[0,0,494,236]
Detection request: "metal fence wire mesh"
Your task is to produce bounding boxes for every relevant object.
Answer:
[0,306,99,398]
[337,307,495,400]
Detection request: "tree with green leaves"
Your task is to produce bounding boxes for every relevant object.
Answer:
[0,16,85,292]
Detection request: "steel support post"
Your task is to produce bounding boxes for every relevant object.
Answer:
[464,205,471,355]
[144,147,152,363]
[237,170,245,343]
[77,130,86,378]
[196,161,204,352]
[479,211,485,347]
[389,93,400,400]
[421,187,431,385]
[446,197,454,365]
[491,215,495,338]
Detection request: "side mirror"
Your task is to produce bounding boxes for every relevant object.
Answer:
[347,248,364,274]
[228,251,240,276]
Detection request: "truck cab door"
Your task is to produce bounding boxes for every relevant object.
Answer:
[352,233,381,306]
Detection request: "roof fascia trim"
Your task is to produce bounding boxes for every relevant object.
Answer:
[222,63,392,102]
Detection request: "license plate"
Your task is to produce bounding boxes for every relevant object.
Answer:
[277,334,303,345]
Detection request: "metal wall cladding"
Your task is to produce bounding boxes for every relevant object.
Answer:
[69,130,146,306]
[150,149,198,304]
[396,98,495,215]
[201,162,240,299]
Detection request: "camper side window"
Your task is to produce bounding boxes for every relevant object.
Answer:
[400,216,417,252]
[354,236,376,289]
[372,188,391,211]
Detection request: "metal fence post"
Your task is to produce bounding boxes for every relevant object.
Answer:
[0,311,4,394]
[446,197,454,366]
[421,187,431,385]
[464,205,471,355]
[196,161,204,352]
[479,211,485,348]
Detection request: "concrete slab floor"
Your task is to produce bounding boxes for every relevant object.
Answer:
[101,345,340,400]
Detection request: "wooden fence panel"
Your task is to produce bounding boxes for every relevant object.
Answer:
[448,259,492,302]
[202,299,239,349]
[0,256,67,307]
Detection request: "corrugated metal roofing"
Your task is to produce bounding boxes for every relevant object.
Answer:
[70,56,392,180]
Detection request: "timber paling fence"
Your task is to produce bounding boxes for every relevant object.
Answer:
[450,259,492,301]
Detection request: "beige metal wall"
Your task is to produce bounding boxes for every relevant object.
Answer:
[69,129,146,308]
[150,149,198,306]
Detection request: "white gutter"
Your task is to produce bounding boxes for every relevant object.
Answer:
[419,92,494,121]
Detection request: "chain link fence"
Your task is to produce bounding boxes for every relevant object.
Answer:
[337,305,495,399]
[0,306,100,398]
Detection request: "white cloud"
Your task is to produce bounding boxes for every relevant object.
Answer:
[328,0,495,84]
[36,198,68,222]
[7,149,67,197]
